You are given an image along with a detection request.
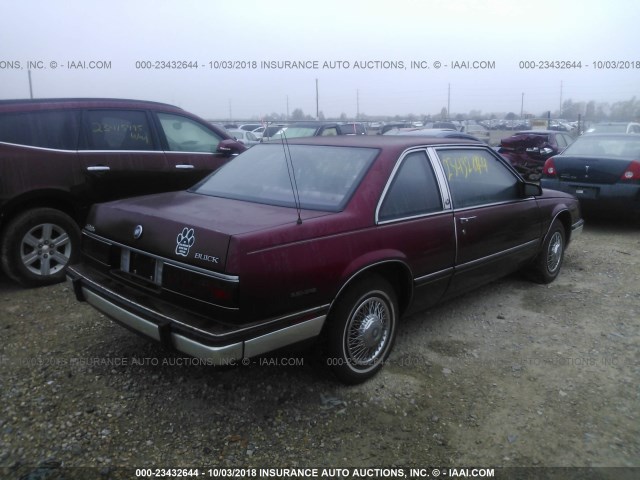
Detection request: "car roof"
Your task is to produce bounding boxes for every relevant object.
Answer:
[514,130,558,135]
[287,121,339,127]
[271,134,483,149]
[0,97,184,113]
[574,133,640,140]
[592,121,640,125]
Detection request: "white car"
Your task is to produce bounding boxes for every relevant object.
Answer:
[227,129,260,146]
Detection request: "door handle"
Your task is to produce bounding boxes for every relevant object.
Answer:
[87,166,110,171]
[459,216,477,224]
[175,164,195,169]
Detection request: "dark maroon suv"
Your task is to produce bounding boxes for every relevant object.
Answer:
[0,98,245,286]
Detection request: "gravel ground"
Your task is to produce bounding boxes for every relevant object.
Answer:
[0,217,638,479]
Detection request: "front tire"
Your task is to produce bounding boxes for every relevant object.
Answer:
[528,219,566,284]
[326,275,398,384]
[1,208,80,287]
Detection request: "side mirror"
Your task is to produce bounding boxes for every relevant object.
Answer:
[522,182,542,197]
[217,139,247,156]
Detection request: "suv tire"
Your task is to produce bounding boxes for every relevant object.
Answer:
[1,208,80,287]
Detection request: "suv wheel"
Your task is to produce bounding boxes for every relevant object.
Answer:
[1,208,80,287]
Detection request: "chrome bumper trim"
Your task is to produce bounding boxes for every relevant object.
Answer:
[79,285,325,364]
[244,315,325,358]
[571,219,585,238]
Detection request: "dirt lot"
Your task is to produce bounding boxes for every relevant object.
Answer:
[0,217,638,478]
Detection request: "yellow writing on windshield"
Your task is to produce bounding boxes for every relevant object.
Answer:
[441,154,489,180]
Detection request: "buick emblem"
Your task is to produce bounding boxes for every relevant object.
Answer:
[133,225,143,239]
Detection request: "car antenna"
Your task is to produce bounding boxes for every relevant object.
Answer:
[279,130,303,225]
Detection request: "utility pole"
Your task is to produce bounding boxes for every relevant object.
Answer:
[559,81,563,117]
[28,70,33,99]
[315,79,319,120]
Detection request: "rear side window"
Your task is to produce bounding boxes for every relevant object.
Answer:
[158,113,222,152]
[438,148,519,208]
[0,110,80,149]
[379,151,443,221]
[85,110,153,150]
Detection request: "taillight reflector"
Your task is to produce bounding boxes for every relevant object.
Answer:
[543,157,557,176]
[621,160,640,181]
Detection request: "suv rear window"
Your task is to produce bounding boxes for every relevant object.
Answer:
[0,110,80,150]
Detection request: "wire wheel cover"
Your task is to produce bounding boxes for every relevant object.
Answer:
[546,231,563,273]
[346,295,391,366]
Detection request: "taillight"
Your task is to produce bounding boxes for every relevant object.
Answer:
[543,157,557,177]
[620,160,640,181]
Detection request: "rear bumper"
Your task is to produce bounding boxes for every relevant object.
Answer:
[67,265,327,364]
[541,180,640,213]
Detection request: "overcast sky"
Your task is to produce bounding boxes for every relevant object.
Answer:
[1,0,639,120]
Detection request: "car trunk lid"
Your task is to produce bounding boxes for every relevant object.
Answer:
[553,156,633,185]
[89,190,329,273]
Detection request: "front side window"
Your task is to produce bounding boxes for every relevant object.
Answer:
[194,144,378,211]
[158,113,222,152]
[86,110,153,150]
[0,110,80,150]
[437,148,519,208]
[379,151,443,221]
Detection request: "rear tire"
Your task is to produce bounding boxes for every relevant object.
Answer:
[1,208,80,287]
[326,275,398,384]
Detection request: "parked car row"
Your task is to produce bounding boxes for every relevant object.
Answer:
[219,121,369,143]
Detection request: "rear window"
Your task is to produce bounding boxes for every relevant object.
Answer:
[0,110,80,149]
[563,136,640,158]
[194,144,378,211]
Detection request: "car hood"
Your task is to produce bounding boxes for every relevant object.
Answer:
[87,191,330,272]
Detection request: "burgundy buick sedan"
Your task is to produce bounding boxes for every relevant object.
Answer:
[67,136,583,383]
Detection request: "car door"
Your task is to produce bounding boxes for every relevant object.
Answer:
[376,149,456,312]
[154,112,230,186]
[77,109,171,204]
[432,147,542,297]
